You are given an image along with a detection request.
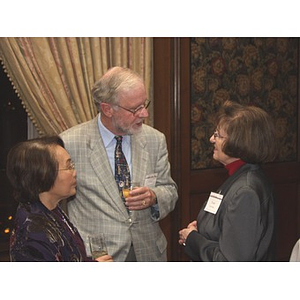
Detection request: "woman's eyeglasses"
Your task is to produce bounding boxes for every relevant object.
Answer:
[58,160,75,171]
[213,130,225,139]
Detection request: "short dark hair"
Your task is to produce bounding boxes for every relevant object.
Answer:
[216,101,278,164]
[6,136,65,203]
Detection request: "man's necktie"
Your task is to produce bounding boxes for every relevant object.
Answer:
[114,136,131,204]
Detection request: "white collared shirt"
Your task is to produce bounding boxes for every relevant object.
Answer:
[97,114,132,175]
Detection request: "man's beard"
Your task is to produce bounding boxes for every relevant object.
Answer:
[112,117,142,135]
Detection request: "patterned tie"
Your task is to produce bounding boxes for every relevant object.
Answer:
[114,136,131,203]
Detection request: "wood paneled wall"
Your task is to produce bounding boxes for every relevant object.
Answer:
[153,37,300,261]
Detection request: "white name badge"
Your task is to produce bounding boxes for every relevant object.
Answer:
[144,173,157,187]
[204,192,223,214]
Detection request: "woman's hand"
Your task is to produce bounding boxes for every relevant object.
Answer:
[178,220,198,245]
[95,254,113,262]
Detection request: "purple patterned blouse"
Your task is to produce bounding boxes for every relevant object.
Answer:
[10,201,91,262]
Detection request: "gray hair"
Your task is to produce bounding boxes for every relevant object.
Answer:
[92,66,144,112]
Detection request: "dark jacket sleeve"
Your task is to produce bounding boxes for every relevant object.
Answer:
[185,187,267,261]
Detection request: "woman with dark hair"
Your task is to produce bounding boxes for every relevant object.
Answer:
[7,136,113,262]
[179,100,278,261]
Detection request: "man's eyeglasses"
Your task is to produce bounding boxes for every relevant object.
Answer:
[116,100,151,116]
[58,160,75,171]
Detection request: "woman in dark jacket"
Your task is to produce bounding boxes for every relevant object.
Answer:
[179,101,278,261]
[7,136,112,262]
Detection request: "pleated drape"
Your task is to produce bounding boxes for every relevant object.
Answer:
[0,37,153,135]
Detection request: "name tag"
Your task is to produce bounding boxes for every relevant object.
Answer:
[144,173,157,187]
[204,192,223,214]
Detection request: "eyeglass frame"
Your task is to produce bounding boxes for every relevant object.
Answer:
[58,160,75,171]
[213,130,226,139]
[115,99,151,116]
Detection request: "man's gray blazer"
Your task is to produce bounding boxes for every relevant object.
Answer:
[60,116,178,261]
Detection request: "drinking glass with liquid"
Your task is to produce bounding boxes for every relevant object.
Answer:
[122,182,141,199]
[88,233,108,259]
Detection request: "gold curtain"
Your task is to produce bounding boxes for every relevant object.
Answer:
[0,37,153,135]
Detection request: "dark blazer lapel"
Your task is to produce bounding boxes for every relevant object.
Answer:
[218,164,257,195]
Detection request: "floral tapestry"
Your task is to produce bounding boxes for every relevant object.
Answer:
[190,37,298,170]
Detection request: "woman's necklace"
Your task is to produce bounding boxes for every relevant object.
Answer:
[53,207,76,235]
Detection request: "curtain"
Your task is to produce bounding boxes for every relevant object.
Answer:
[0,37,153,135]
